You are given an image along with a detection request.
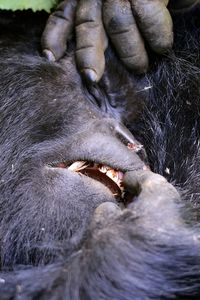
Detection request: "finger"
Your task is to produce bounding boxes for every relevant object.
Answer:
[91,202,122,229]
[75,0,108,83]
[123,170,180,215]
[130,0,173,54]
[41,0,77,61]
[103,0,148,74]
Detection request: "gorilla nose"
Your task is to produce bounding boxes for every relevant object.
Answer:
[114,122,137,145]
[106,119,147,163]
[90,118,137,145]
[104,118,138,145]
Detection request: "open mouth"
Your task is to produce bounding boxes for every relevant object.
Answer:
[53,160,125,200]
[70,161,124,198]
[50,142,147,205]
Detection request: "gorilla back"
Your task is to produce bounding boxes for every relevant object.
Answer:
[0,7,199,300]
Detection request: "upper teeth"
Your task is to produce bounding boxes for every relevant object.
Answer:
[68,161,124,192]
[68,161,89,171]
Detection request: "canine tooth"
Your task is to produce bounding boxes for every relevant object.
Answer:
[100,166,108,173]
[68,161,88,171]
[106,170,116,179]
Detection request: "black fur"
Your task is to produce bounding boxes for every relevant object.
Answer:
[0,6,199,300]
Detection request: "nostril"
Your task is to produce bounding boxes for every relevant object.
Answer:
[112,121,149,165]
[114,122,137,145]
[96,118,147,161]
[97,118,135,143]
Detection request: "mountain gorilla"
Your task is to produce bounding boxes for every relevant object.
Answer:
[0,4,199,300]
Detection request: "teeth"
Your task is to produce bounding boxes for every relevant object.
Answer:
[68,161,124,194]
[106,170,117,180]
[99,166,109,173]
[68,161,89,171]
[98,166,124,191]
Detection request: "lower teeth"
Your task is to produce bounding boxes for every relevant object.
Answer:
[68,161,124,195]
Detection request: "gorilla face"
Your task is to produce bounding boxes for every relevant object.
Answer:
[0,42,146,266]
[0,8,200,300]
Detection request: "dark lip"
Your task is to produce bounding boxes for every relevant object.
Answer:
[39,124,146,174]
[45,141,147,173]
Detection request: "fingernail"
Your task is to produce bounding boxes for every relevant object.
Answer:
[43,49,56,62]
[82,69,97,83]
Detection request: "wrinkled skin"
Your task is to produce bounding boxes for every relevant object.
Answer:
[42,0,198,82]
[0,6,200,300]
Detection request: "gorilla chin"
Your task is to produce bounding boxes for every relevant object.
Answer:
[0,6,200,300]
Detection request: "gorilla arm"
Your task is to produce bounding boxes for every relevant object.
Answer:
[1,169,200,300]
[41,0,198,82]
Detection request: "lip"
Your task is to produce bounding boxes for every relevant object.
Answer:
[48,159,124,196]
[44,134,146,173]
[47,153,145,205]
[44,130,147,204]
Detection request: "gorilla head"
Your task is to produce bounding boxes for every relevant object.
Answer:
[0,7,200,300]
[0,39,146,266]
[0,11,149,269]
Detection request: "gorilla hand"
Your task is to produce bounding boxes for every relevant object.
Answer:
[123,170,181,229]
[75,0,173,80]
[41,0,197,83]
[92,169,181,232]
[41,1,77,63]
[41,0,171,81]
[41,0,107,82]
